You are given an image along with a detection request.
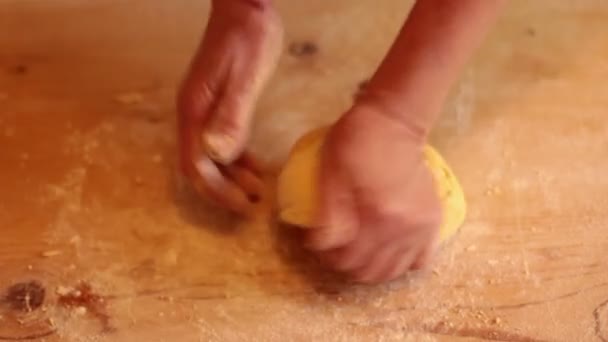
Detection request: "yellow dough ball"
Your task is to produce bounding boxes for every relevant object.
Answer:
[277,127,467,242]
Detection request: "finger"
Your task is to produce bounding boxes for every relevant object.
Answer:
[308,144,358,251]
[307,174,358,250]
[202,89,257,165]
[410,235,440,271]
[235,152,263,175]
[379,245,423,282]
[176,49,226,178]
[351,240,407,284]
[177,11,234,164]
[176,80,213,177]
[177,26,228,129]
[221,164,265,202]
[204,15,282,164]
[320,234,377,272]
[191,155,254,215]
[203,61,267,165]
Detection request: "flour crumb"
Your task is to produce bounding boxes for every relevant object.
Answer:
[162,249,179,267]
[74,306,87,316]
[115,92,144,105]
[485,185,502,196]
[152,154,162,163]
[157,295,175,303]
[56,286,75,296]
[41,250,62,258]
[69,235,81,245]
[4,127,15,138]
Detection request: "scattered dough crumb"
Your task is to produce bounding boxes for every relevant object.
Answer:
[485,186,502,196]
[74,306,87,316]
[41,250,62,258]
[487,259,499,266]
[465,245,478,252]
[162,249,178,266]
[157,295,174,303]
[115,92,144,105]
[4,127,15,137]
[152,154,162,163]
[56,286,74,296]
[26,265,33,270]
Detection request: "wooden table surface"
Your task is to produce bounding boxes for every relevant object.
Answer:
[1,1,608,341]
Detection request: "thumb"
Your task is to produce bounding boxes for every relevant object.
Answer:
[307,150,359,251]
[203,87,258,165]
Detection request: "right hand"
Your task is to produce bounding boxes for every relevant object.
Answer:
[308,105,443,283]
[177,0,283,214]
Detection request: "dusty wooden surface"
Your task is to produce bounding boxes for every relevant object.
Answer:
[1,1,608,341]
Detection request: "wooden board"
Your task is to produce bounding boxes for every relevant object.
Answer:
[1,1,608,341]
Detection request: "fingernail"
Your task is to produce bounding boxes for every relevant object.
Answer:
[204,132,235,164]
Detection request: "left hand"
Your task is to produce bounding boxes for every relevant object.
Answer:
[177,0,283,214]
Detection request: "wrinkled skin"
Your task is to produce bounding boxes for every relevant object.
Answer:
[310,106,442,283]
[177,1,282,214]
[176,0,453,283]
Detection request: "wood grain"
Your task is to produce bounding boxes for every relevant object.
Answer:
[1,1,608,341]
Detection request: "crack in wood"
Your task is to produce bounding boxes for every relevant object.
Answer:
[495,282,608,310]
[425,323,548,342]
[593,298,608,342]
[0,329,56,341]
[452,282,608,311]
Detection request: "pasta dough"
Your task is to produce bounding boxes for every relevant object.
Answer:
[277,127,467,242]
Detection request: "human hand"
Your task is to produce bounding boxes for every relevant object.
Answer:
[177,0,283,214]
[308,104,442,283]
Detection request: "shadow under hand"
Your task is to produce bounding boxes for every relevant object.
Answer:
[169,169,244,236]
[270,218,352,296]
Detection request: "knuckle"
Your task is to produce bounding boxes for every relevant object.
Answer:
[352,270,378,284]
[332,255,356,272]
[176,81,215,119]
[210,110,243,135]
